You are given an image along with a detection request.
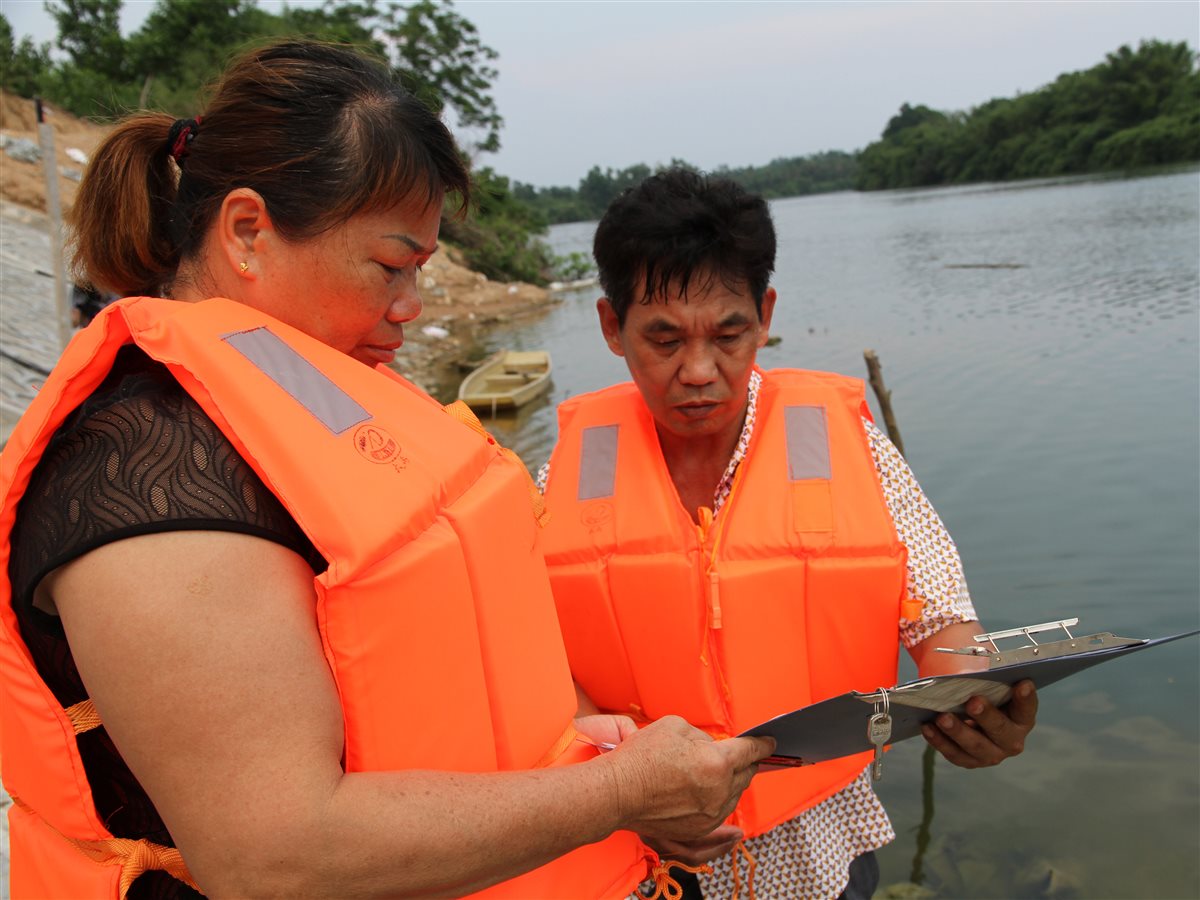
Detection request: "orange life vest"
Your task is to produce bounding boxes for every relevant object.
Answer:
[542,368,916,839]
[0,297,648,900]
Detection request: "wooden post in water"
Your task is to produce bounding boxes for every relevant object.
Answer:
[863,349,905,457]
[35,97,73,352]
[863,348,938,887]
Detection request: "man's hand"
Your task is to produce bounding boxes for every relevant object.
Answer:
[643,824,745,867]
[574,713,637,747]
[921,679,1038,768]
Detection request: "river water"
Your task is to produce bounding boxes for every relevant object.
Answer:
[466,169,1199,899]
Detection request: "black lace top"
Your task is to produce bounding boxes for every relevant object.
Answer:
[8,346,326,899]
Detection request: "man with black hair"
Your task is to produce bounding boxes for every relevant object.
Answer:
[539,169,1038,899]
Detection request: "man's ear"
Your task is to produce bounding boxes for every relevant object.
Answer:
[214,188,273,280]
[756,287,777,348]
[596,298,626,358]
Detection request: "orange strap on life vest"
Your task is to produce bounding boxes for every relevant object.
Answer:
[442,399,550,527]
[533,722,580,768]
[645,859,714,900]
[15,699,199,896]
[643,840,757,900]
[10,796,200,900]
[729,840,757,900]
[65,698,102,733]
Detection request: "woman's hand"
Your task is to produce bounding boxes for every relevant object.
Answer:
[921,679,1038,768]
[599,715,773,844]
[575,713,754,863]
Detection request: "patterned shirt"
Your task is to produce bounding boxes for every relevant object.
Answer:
[539,370,978,898]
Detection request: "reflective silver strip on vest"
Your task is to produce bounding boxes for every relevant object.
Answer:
[578,424,619,500]
[222,327,370,435]
[784,405,831,480]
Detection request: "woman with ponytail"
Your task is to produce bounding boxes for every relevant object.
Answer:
[0,40,771,900]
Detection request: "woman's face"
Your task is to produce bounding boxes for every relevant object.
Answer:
[255,198,441,367]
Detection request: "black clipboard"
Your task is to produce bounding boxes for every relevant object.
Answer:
[740,622,1199,766]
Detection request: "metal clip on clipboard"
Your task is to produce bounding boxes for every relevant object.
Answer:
[932,617,1143,668]
[849,618,1144,780]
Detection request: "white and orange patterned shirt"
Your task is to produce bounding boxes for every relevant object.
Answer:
[539,369,978,898]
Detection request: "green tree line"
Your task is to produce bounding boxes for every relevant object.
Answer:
[856,40,1199,190]
[512,40,1197,222]
[514,151,858,225]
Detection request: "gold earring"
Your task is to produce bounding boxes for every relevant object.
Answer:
[239,261,250,274]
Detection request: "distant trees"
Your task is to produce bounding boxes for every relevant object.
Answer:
[881,103,948,139]
[515,39,1198,223]
[388,0,502,156]
[857,40,1199,190]
[516,152,857,225]
[713,151,858,200]
[2,0,504,154]
[441,166,556,284]
[514,35,1198,227]
[0,16,52,97]
[511,162,659,225]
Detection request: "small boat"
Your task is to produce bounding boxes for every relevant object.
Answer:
[457,349,552,414]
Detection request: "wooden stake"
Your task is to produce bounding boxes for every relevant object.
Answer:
[863,349,906,458]
[35,97,72,352]
[863,348,936,882]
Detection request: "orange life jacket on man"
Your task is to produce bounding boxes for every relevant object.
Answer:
[0,297,648,900]
[542,368,917,839]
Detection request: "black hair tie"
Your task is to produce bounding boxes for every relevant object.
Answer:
[166,116,202,165]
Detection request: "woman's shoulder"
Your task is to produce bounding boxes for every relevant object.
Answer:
[58,344,196,439]
[11,347,324,619]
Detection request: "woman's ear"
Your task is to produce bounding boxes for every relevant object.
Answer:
[215,188,273,280]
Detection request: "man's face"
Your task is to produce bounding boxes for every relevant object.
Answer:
[598,275,776,446]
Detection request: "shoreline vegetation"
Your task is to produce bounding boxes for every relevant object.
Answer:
[855,40,1199,191]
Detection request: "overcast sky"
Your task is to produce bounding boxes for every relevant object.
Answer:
[3,0,1197,187]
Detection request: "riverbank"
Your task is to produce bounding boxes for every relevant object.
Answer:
[0,198,561,438]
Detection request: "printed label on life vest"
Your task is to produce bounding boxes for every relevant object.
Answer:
[353,423,408,471]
